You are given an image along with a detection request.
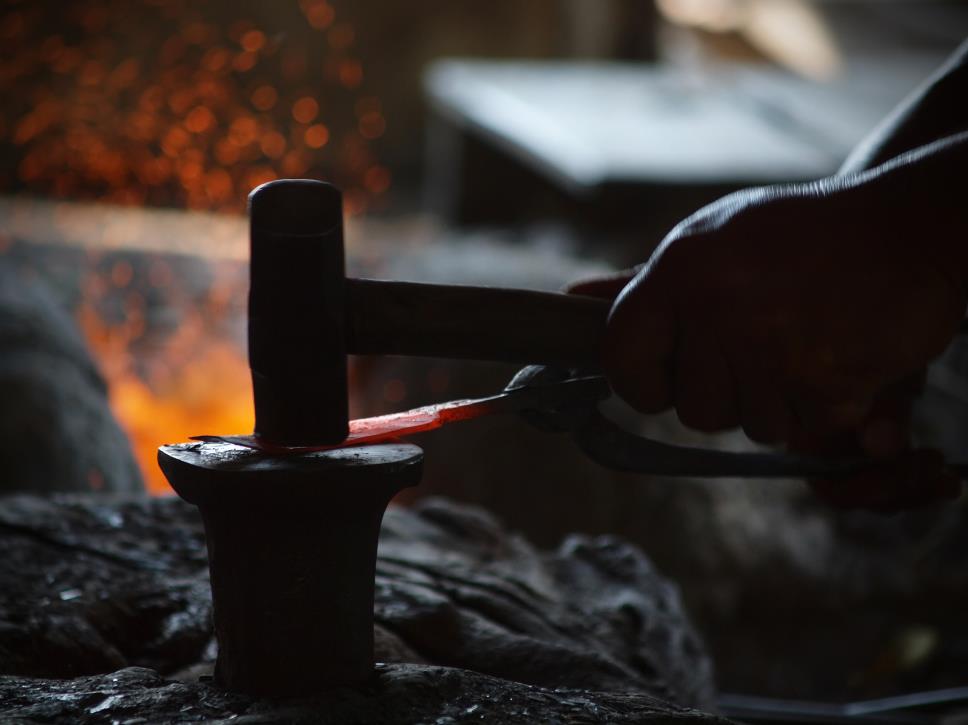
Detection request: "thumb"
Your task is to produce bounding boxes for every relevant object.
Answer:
[602,268,677,414]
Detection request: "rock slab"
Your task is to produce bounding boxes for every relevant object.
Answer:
[0,494,724,724]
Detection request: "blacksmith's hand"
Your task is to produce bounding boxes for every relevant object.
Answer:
[571,135,968,511]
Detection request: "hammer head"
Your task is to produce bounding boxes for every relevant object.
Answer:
[248,179,348,446]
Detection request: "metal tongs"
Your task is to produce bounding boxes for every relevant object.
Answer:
[198,365,967,479]
[507,366,968,480]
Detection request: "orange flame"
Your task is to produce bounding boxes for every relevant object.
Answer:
[0,0,394,491]
[109,341,253,494]
[76,258,252,495]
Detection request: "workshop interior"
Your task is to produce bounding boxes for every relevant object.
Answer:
[1,1,967,723]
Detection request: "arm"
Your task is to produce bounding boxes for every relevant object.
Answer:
[842,39,968,173]
[835,129,968,278]
[571,47,968,511]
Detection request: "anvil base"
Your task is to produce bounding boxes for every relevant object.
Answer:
[158,440,422,697]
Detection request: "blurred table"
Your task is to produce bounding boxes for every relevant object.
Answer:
[423,57,940,249]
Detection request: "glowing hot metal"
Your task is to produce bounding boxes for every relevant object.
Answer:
[194,375,610,454]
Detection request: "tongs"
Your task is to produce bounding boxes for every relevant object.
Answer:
[199,365,968,480]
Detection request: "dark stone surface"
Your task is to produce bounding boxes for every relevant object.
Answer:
[0,493,721,723]
[0,494,211,678]
[0,665,731,725]
[0,263,143,495]
[396,388,968,700]
[376,498,714,708]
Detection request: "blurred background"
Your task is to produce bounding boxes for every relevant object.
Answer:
[2,0,968,706]
[4,0,967,489]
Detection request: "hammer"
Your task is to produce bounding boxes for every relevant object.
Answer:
[249,179,610,446]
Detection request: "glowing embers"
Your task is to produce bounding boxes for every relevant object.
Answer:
[76,249,251,495]
[1,0,389,215]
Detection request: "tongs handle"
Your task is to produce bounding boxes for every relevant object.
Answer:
[575,411,875,479]
[511,366,968,479]
[579,416,968,479]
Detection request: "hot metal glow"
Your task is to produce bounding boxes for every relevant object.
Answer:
[193,376,611,455]
[194,394,506,454]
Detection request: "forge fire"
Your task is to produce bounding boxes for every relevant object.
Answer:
[1,0,392,492]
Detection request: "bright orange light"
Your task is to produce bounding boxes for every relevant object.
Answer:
[108,341,254,494]
[213,140,239,165]
[245,165,277,189]
[291,96,319,124]
[74,248,254,496]
[201,46,230,72]
[109,58,140,89]
[178,159,203,185]
[259,130,286,159]
[184,105,215,134]
[240,29,265,52]
[161,126,190,156]
[229,116,258,146]
[281,149,309,176]
[304,123,329,148]
[232,50,257,72]
[204,168,233,202]
[303,0,335,30]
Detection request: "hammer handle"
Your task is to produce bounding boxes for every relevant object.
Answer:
[345,279,610,367]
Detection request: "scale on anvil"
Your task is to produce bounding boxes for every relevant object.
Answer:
[158,179,966,699]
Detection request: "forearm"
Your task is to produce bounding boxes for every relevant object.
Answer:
[842,39,968,174]
[840,130,968,287]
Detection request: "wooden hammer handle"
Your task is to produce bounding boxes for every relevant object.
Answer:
[345,279,610,367]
